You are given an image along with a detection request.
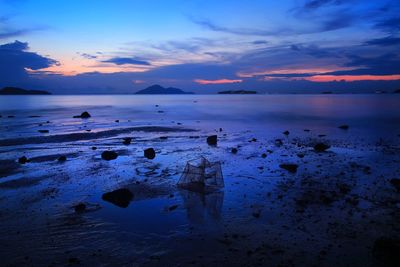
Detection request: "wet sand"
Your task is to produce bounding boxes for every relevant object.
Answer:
[0,95,399,266]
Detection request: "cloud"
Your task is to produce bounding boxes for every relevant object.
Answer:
[102,57,150,65]
[194,78,243,85]
[364,36,400,46]
[374,16,400,33]
[0,15,45,40]
[78,52,97,59]
[303,0,347,10]
[252,40,268,45]
[0,40,58,86]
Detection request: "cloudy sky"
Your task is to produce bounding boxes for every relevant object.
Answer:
[0,0,399,94]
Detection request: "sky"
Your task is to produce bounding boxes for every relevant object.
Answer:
[0,0,399,94]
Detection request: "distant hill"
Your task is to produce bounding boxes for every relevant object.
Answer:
[135,85,193,94]
[0,87,51,95]
[218,90,257,94]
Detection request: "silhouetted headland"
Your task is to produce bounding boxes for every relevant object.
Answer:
[135,84,193,94]
[218,90,257,94]
[0,87,51,95]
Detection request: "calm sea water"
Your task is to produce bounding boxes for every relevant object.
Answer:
[0,94,399,141]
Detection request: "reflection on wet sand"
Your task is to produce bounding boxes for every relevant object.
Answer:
[179,189,224,224]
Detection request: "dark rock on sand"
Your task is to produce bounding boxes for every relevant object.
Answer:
[373,237,400,266]
[73,111,91,119]
[58,155,67,162]
[261,153,267,158]
[275,139,283,146]
[18,156,29,164]
[74,203,86,213]
[390,178,400,192]
[122,137,132,145]
[314,143,331,152]
[102,188,133,208]
[38,130,49,133]
[338,125,349,130]
[231,148,238,154]
[207,135,218,146]
[283,130,290,135]
[279,164,298,173]
[144,148,156,159]
[101,151,118,161]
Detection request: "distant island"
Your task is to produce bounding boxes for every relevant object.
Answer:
[135,85,193,95]
[0,87,51,95]
[218,90,257,94]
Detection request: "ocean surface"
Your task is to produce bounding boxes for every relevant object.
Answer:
[1,94,399,141]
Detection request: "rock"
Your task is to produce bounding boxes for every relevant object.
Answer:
[102,188,133,208]
[261,153,267,158]
[231,148,238,154]
[373,237,400,266]
[91,146,97,150]
[18,156,29,164]
[168,205,178,211]
[283,130,290,135]
[101,151,118,161]
[58,155,67,162]
[207,135,218,146]
[122,137,132,145]
[338,125,349,130]
[74,203,86,213]
[73,111,91,119]
[115,120,119,123]
[38,129,49,133]
[390,178,400,192]
[144,148,156,159]
[275,139,283,146]
[314,143,330,152]
[279,164,298,173]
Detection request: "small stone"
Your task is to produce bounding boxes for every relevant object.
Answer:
[207,135,218,146]
[231,148,238,154]
[338,125,349,130]
[38,130,49,133]
[58,155,67,162]
[283,130,290,135]
[122,137,132,145]
[279,164,298,173]
[101,151,118,161]
[314,143,330,152]
[74,203,86,213]
[102,188,133,208]
[144,148,156,159]
[18,156,29,164]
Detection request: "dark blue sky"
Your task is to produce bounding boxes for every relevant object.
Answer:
[0,0,399,94]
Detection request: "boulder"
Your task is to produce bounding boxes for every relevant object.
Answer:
[207,135,218,146]
[101,151,118,161]
[102,188,133,208]
[144,148,156,159]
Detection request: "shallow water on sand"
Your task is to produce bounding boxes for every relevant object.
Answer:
[0,95,399,266]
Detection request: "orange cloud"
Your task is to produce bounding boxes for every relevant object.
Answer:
[305,75,400,82]
[194,78,243,84]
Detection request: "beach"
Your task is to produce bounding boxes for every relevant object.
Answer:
[0,94,399,266]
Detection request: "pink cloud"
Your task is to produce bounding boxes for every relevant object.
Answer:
[194,78,243,85]
[305,75,400,82]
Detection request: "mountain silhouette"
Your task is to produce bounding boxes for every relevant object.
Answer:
[135,84,193,94]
